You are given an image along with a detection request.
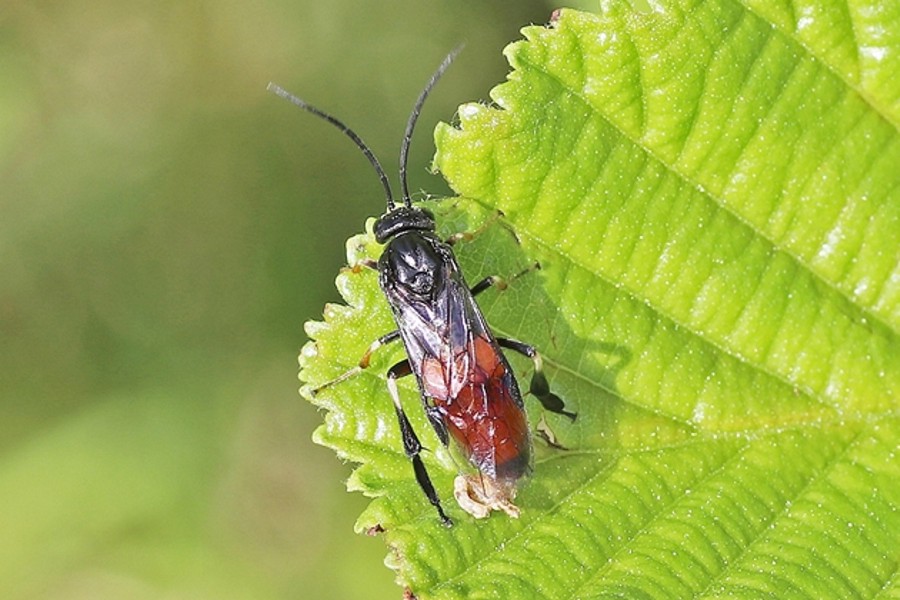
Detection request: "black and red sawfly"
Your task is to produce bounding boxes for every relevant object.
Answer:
[270,48,575,526]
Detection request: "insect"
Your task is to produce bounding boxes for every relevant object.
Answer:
[270,48,575,526]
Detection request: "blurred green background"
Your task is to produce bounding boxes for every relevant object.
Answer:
[0,1,566,598]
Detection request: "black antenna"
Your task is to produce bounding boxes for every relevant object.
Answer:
[399,45,464,207]
[266,82,397,212]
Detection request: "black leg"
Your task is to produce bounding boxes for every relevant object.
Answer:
[358,330,401,368]
[387,360,453,527]
[311,330,400,395]
[496,338,576,421]
[445,210,505,246]
[469,263,541,297]
[425,405,450,448]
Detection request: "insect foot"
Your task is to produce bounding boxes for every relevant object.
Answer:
[453,474,521,519]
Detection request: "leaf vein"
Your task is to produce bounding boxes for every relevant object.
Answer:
[567,440,753,599]
[516,32,898,342]
[693,426,870,598]
[736,0,898,129]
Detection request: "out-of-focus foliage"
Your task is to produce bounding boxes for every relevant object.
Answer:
[0,1,554,598]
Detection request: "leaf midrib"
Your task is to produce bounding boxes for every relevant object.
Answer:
[490,208,840,415]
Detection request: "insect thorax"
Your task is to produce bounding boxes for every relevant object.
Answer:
[379,230,457,301]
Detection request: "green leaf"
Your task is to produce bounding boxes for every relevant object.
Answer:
[300,5,899,599]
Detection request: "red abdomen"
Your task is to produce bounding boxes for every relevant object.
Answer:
[421,336,531,482]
